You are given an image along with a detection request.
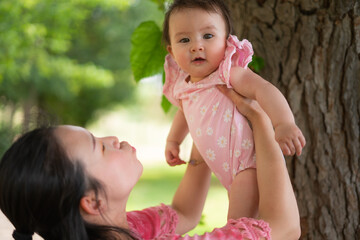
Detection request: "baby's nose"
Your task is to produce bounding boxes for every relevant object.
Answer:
[191,42,204,52]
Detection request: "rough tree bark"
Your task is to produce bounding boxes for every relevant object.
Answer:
[223,0,360,239]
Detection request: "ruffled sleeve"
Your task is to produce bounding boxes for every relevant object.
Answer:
[127,203,178,240]
[158,217,271,240]
[219,35,254,88]
[163,54,181,107]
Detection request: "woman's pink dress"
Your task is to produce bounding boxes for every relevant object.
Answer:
[127,204,271,240]
[163,35,256,190]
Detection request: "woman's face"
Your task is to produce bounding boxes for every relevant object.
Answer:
[54,125,143,202]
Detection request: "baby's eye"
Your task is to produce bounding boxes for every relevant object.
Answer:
[102,143,105,152]
[203,34,213,39]
[179,38,190,43]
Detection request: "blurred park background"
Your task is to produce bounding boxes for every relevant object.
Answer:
[0,0,228,238]
[1,0,359,239]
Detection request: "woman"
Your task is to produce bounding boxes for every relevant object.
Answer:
[0,87,300,239]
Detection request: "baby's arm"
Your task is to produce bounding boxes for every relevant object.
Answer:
[230,67,306,156]
[165,109,189,166]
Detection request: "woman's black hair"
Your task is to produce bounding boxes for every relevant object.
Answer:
[0,127,137,240]
[162,0,233,45]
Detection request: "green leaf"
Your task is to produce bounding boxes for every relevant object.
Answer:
[161,70,172,113]
[130,20,167,82]
[149,0,166,10]
[248,55,265,73]
[161,94,172,113]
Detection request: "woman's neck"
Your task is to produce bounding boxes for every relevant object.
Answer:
[82,200,129,229]
[104,201,129,228]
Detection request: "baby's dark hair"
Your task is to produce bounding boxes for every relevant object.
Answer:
[162,0,233,45]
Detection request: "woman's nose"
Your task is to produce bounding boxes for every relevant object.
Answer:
[103,136,120,148]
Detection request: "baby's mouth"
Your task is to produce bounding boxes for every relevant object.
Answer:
[192,57,205,62]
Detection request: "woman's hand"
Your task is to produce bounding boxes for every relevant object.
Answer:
[217,85,266,123]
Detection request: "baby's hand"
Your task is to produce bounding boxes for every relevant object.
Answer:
[274,123,306,156]
[165,141,186,166]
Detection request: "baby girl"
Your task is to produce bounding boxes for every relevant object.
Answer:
[162,0,305,220]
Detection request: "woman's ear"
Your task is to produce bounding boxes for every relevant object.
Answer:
[167,45,173,55]
[80,191,105,215]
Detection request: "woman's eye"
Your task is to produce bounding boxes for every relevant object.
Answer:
[179,38,190,43]
[204,34,213,39]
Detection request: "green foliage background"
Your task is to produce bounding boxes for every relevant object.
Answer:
[0,0,163,155]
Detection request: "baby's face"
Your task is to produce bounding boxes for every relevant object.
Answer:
[167,8,227,83]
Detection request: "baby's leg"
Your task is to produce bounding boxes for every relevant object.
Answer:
[227,168,259,220]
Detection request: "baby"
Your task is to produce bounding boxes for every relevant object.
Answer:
[162,0,305,220]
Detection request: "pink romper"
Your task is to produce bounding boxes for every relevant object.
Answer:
[163,35,256,190]
[127,204,271,239]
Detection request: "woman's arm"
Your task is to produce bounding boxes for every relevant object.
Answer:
[218,86,301,240]
[252,108,301,239]
[171,144,211,235]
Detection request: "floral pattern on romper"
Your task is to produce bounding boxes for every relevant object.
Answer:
[127,204,272,240]
[163,35,256,191]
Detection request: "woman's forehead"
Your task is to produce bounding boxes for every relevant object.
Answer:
[54,126,93,154]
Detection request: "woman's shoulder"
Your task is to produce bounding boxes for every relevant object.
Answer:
[158,217,271,240]
[127,206,271,240]
[225,217,271,239]
[127,204,179,239]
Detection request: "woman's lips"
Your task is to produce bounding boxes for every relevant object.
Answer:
[131,146,136,152]
[120,141,135,152]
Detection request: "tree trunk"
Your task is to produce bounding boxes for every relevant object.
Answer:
[224,0,360,239]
